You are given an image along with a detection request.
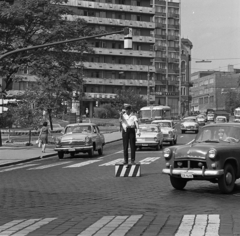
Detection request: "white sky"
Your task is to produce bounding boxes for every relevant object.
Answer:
[181,0,240,73]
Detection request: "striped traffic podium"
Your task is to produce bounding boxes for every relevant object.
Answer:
[115,163,141,177]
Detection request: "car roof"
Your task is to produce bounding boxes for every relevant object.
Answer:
[152,120,172,122]
[140,123,158,127]
[66,123,96,127]
[205,123,240,127]
[183,116,196,119]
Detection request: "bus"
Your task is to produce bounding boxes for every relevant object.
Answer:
[139,105,171,123]
[234,107,240,122]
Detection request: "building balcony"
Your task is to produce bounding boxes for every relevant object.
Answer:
[141,94,155,102]
[168,69,179,74]
[154,45,166,51]
[84,78,155,87]
[168,13,179,19]
[100,34,155,44]
[155,34,166,39]
[156,68,166,74]
[80,62,155,73]
[155,56,166,62]
[156,80,167,85]
[64,0,155,15]
[168,80,178,86]
[156,0,166,6]
[167,35,179,41]
[155,22,165,29]
[168,58,179,63]
[66,15,155,29]
[155,12,166,17]
[94,48,155,58]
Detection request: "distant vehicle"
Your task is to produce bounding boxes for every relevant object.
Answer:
[136,124,163,150]
[214,110,230,122]
[52,124,65,132]
[234,107,240,122]
[139,105,171,124]
[180,116,199,134]
[162,123,240,193]
[151,120,177,145]
[215,116,227,123]
[207,113,215,122]
[54,123,105,159]
[196,115,206,126]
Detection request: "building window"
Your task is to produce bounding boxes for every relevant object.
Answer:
[137,15,141,21]
[204,97,208,104]
[199,98,203,105]
[209,96,214,103]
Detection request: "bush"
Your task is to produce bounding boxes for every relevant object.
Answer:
[94,107,109,118]
[94,104,119,119]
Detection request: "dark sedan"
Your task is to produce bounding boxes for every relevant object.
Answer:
[162,123,240,193]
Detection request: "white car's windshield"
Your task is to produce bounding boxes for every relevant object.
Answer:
[184,119,196,122]
[157,122,171,128]
[139,126,158,132]
[65,126,92,134]
[195,126,240,143]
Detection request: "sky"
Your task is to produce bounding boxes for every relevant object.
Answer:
[181,0,240,73]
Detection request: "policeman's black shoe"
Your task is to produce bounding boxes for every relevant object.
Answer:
[131,160,135,164]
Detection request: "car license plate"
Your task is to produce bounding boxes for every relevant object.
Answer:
[68,148,75,151]
[181,173,193,178]
[142,144,148,146]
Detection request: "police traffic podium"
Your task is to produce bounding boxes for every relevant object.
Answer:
[115,163,141,177]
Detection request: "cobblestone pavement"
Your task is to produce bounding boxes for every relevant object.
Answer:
[0,133,240,235]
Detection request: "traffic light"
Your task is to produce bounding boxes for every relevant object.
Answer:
[124,27,132,49]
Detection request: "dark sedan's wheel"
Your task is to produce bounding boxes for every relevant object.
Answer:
[195,130,199,134]
[218,164,236,194]
[170,176,187,190]
[58,152,64,159]
[70,152,75,158]
[156,143,160,151]
[88,147,94,157]
[98,145,103,155]
[182,130,185,134]
[174,138,177,145]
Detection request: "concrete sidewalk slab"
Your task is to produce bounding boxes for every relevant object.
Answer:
[0,131,122,167]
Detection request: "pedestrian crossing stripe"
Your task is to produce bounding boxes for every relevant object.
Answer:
[0,215,221,236]
[78,215,142,236]
[63,160,101,168]
[175,214,220,236]
[99,158,123,166]
[0,218,56,235]
[28,161,72,170]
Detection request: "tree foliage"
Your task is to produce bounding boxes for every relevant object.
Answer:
[113,88,147,113]
[225,90,240,114]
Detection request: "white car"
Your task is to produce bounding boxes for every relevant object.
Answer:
[151,120,177,145]
[180,116,199,134]
[215,116,227,123]
[136,124,163,150]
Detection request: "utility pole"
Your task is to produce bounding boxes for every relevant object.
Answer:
[147,66,150,106]
[178,0,182,117]
[165,0,169,106]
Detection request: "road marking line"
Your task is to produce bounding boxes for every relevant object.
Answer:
[64,160,101,168]
[139,157,161,164]
[99,159,123,166]
[98,151,120,159]
[0,164,39,173]
[28,162,71,170]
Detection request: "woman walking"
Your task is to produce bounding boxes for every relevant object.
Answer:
[39,121,53,153]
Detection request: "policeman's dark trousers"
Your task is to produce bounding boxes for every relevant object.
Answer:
[122,128,136,163]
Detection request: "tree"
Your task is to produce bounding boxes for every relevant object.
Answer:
[0,0,104,128]
[113,88,147,113]
[225,90,240,114]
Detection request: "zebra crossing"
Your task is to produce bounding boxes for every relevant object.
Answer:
[0,214,223,236]
[0,157,161,172]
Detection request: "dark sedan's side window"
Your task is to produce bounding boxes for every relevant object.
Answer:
[93,126,100,133]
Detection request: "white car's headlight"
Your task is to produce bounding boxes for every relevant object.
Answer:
[208,149,217,159]
[163,148,171,159]
[85,136,92,145]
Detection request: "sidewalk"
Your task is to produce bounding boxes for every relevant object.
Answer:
[0,131,122,167]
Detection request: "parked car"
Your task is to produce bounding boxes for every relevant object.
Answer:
[54,123,105,159]
[51,123,65,132]
[180,116,199,134]
[136,124,163,150]
[151,120,177,145]
[162,123,240,193]
[196,115,207,126]
[215,116,227,123]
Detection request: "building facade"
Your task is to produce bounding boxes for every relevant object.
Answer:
[190,66,240,113]
[1,0,193,118]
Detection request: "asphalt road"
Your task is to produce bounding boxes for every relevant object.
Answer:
[0,127,240,235]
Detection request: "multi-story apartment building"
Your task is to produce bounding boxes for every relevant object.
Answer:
[1,0,193,118]
[190,65,240,113]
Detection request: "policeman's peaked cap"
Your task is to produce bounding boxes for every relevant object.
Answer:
[123,103,132,109]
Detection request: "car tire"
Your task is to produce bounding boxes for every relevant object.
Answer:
[218,163,236,194]
[70,152,75,158]
[170,176,187,190]
[160,142,163,149]
[58,152,64,159]
[174,138,177,145]
[195,130,199,134]
[182,130,185,134]
[88,147,94,157]
[138,147,142,151]
[98,145,103,156]
[156,143,160,151]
